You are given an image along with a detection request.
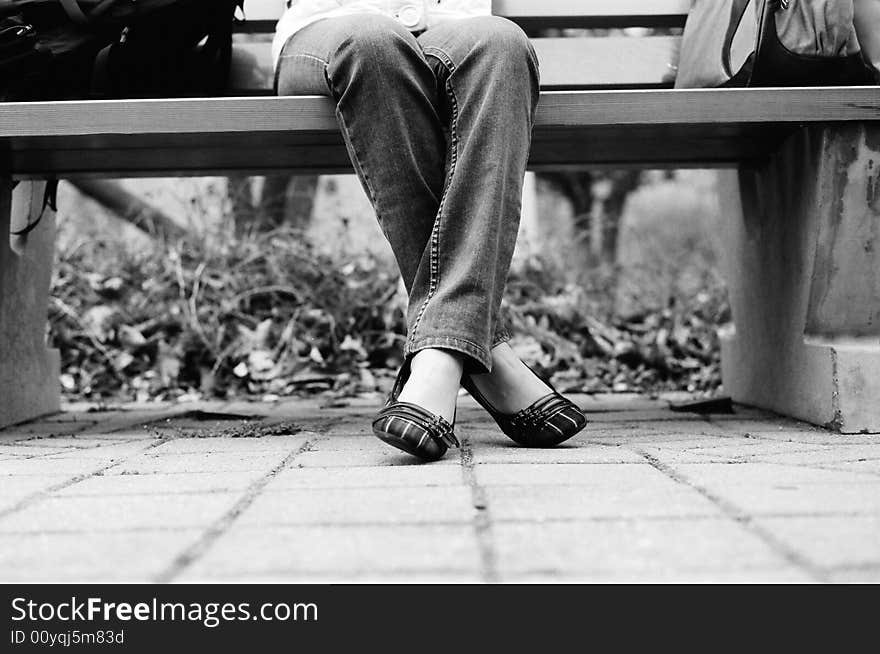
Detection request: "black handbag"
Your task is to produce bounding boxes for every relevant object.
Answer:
[676,0,878,88]
[748,0,877,87]
[0,14,52,100]
[0,0,243,100]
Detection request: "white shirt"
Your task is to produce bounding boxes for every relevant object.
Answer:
[273,0,492,67]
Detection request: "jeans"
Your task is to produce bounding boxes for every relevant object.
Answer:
[276,14,540,373]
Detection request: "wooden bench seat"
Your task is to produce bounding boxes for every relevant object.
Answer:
[3,87,880,176]
[1,0,879,433]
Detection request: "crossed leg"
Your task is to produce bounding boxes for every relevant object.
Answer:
[276,14,553,422]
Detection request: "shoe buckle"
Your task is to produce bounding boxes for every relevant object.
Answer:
[513,405,541,429]
[430,416,459,448]
[440,432,460,448]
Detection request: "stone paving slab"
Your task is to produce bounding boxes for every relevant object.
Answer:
[670,462,880,486]
[584,410,713,424]
[182,524,481,581]
[113,451,290,475]
[470,443,646,465]
[503,567,814,583]
[290,449,461,468]
[68,429,159,441]
[683,481,880,516]
[183,570,485,583]
[581,427,730,445]
[265,465,463,490]
[707,419,845,436]
[486,482,720,522]
[474,462,654,486]
[149,434,309,455]
[579,394,670,412]
[0,458,115,476]
[3,437,132,449]
[751,515,880,570]
[747,445,880,466]
[41,442,158,460]
[722,428,879,445]
[0,444,83,457]
[307,433,397,451]
[818,459,880,477]
[634,439,843,465]
[825,567,880,582]
[0,475,74,512]
[0,394,877,582]
[52,471,265,497]
[0,530,202,582]
[635,448,741,465]
[238,486,475,527]
[492,518,796,579]
[666,441,838,459]
[0,492,241,534]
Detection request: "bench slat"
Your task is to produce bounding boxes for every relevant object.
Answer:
[2,88,878,176]
[536,37,679,88]
[5,124,793,176]
[3,88,877,138]
[240,0,689,27]
[495,0,689,28]
[231,36,681,91]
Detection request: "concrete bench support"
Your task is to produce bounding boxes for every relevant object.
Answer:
[0,179,61,428]
[717,125,880,433]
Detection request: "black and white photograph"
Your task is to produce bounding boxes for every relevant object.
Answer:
[1,0,879,610]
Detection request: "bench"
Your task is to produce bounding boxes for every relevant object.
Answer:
[1,0,879,432]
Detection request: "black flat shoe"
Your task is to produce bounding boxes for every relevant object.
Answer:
[372,359,460,462]
[461,369,587,448]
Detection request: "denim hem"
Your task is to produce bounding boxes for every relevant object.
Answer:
[491,330,512,347]
[407,335,492,374]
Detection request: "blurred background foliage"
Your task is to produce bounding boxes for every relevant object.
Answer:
[50,167,730,404]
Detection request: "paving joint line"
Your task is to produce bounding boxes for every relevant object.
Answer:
[744,460,880,476]
[154,435,323,583]
[0,450,90,461]
[192,566,480,582]
[3,507,875,537]
[813,464,880,478]
[79,406,199,436]
[637,449,831,582]
[56,488,264,499]
[0,426,93,443]
[0,518,474,536]
[459,435,499,583]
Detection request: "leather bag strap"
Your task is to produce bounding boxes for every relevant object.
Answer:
[722,0,782,80]
[723,0,752,77]
[57,0,122,25]
[57,0,89,24]
[10,179,57,237]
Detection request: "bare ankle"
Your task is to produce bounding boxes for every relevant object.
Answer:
[409,349,464,379]
[396,349,463,423]
[468,344,552,414]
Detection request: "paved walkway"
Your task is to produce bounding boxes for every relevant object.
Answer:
[1,394,878,583]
